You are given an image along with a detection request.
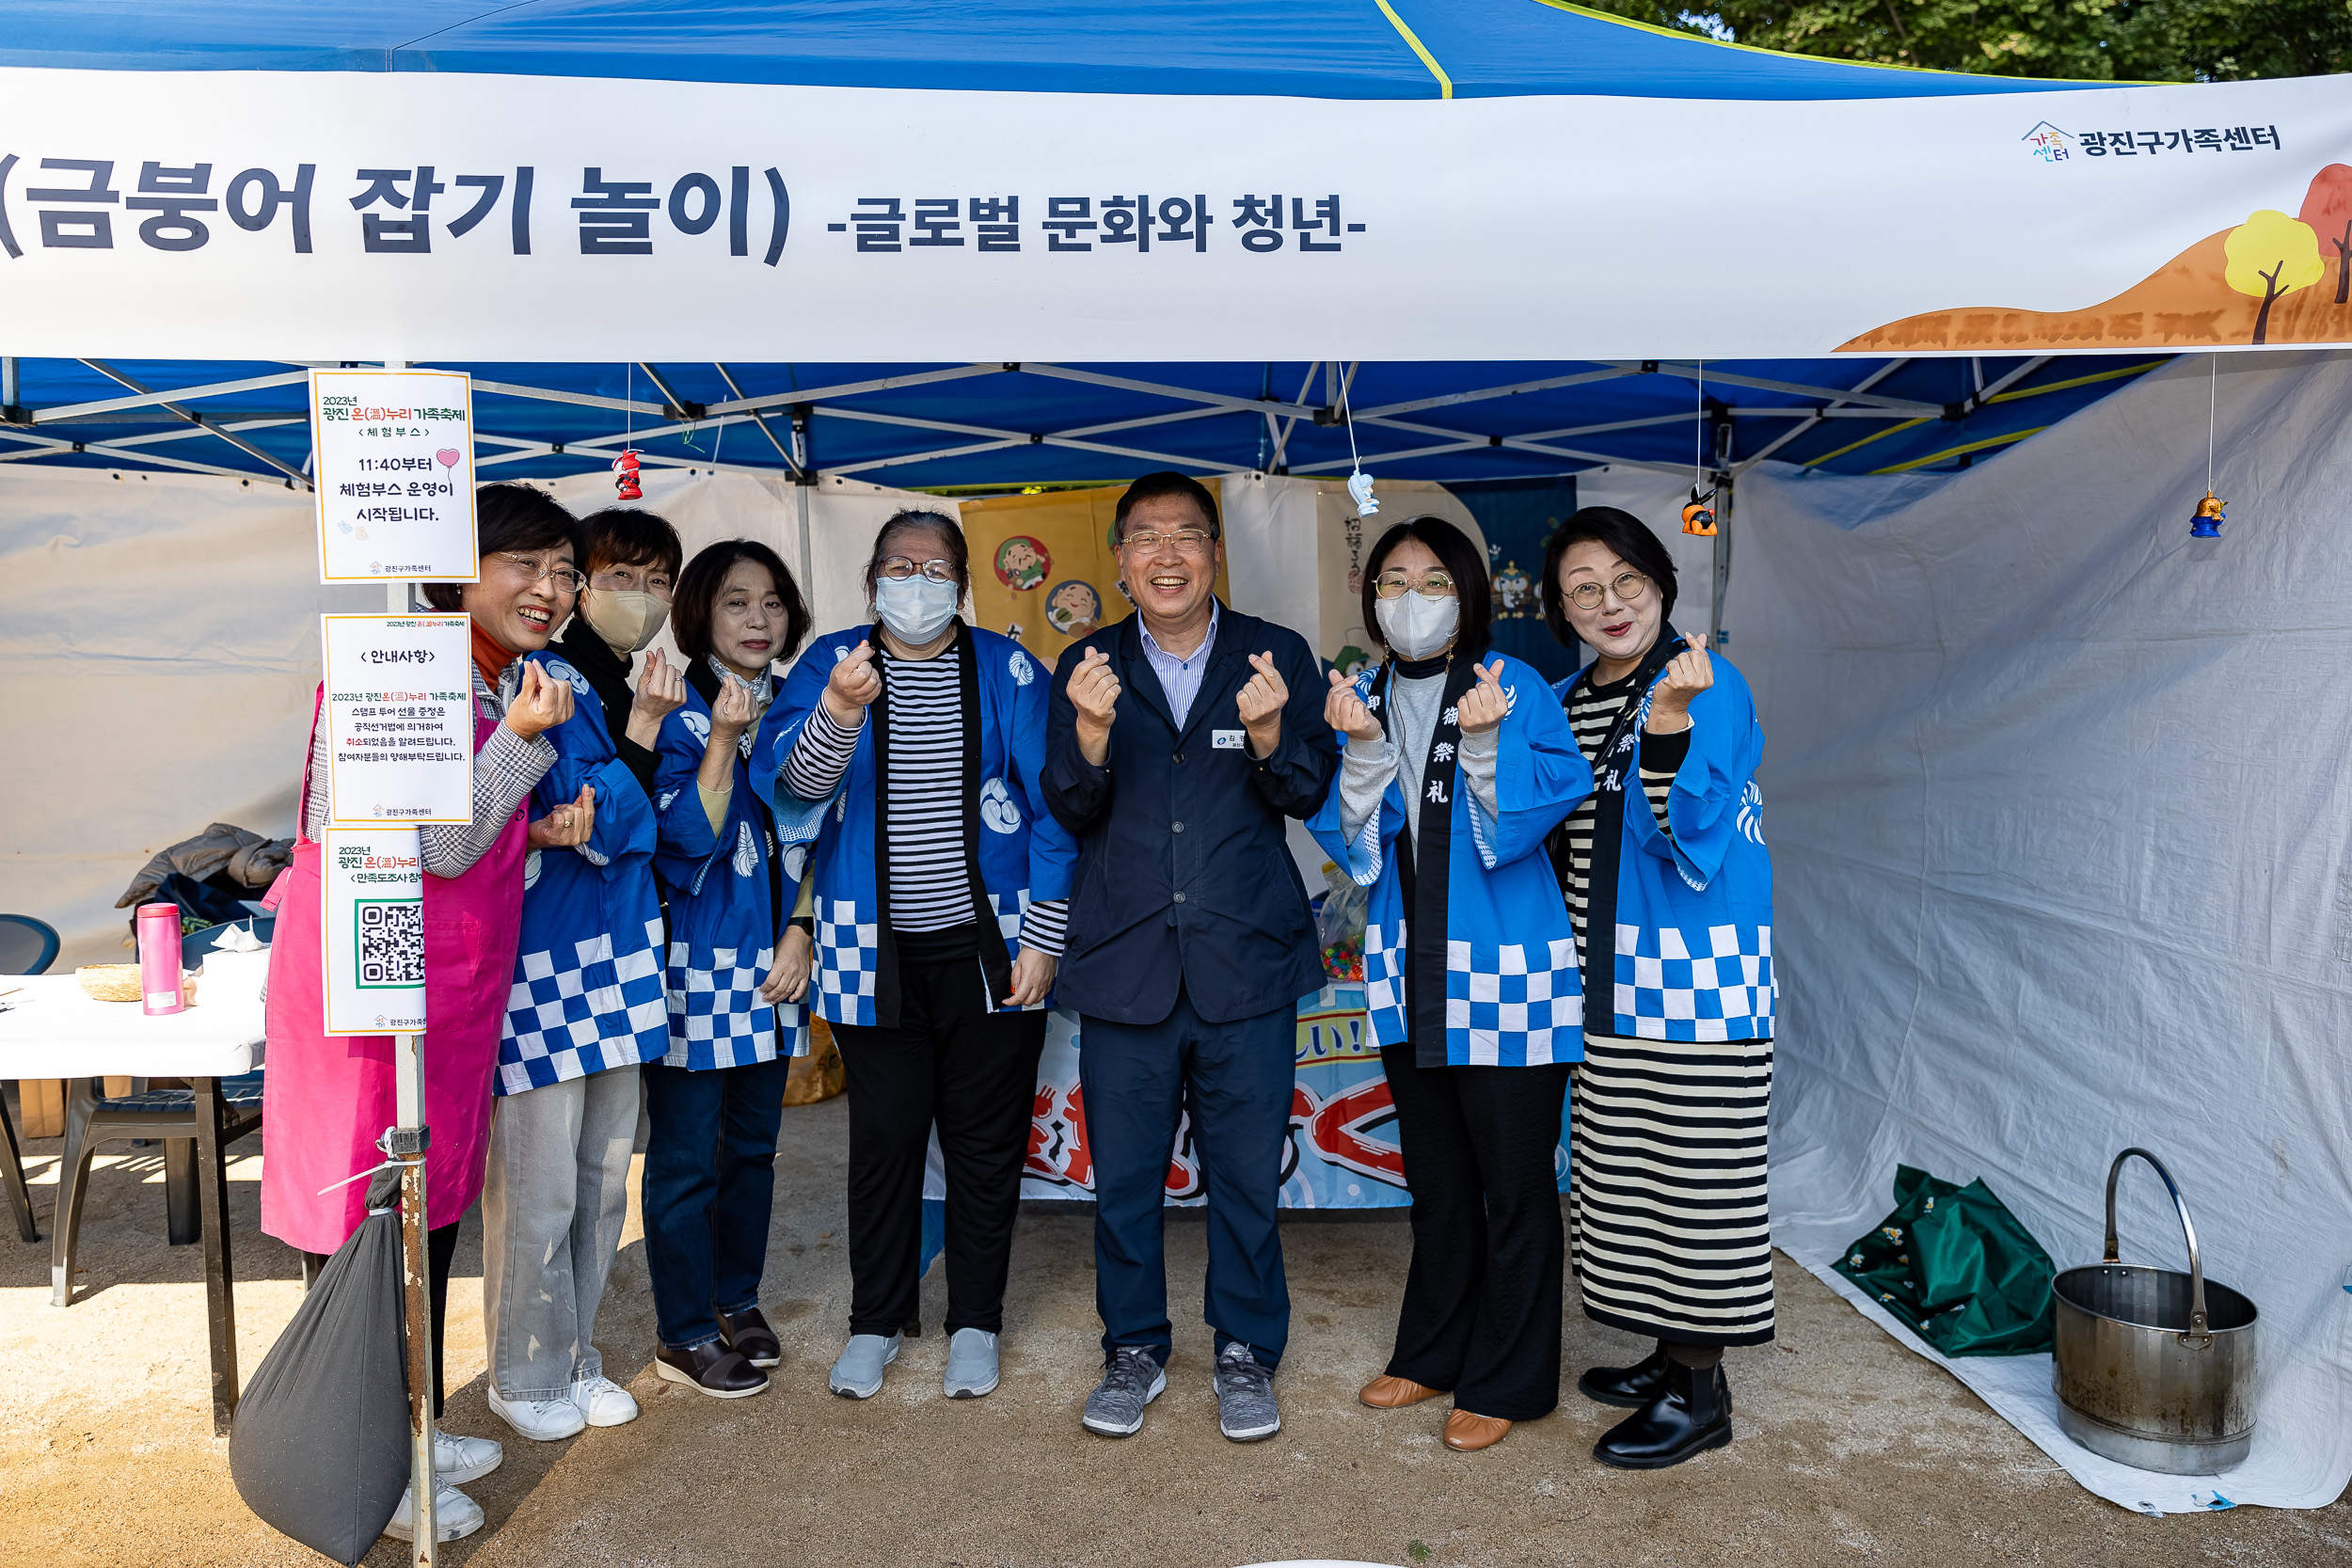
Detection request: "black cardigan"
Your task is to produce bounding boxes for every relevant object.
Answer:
[551,618,660,800]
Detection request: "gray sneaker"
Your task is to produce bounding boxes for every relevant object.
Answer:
[1082,1346,1167,1437]
[944,1328,1000,1399]
[1214,1342,1280,1442]
[827,1333,900,1399]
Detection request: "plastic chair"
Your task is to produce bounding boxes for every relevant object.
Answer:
[0,913,59,977]
[50,1073,264,1307]
[0,914,59,1244]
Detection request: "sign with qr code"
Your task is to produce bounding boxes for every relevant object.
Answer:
[311,369,478,585]
[322,613,476,827]
[322,828,427,1035]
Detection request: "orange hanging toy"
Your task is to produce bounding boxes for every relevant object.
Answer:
[612,449,643,501]
[1680,485,1718,536]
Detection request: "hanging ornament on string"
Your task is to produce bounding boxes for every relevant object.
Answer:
[2189,354,2225,539]
[1338,362,1377,515]
[612,360,643,499]
[1682,361,1718,535]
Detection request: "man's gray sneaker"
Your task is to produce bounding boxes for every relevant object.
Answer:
[827,1333,900,1399]
[1082,1345,1167,1437]
[944,1328,1000,1399]
[1214,1341,1280,1442]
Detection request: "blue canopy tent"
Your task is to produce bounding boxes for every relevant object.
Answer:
[0,1,2156,499]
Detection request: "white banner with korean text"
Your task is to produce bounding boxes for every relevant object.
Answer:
[2,69,2350,360]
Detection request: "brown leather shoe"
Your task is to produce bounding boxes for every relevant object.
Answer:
[654,1339,769,1399]
[1441,1410,1514,1451]
[718,1306,782,1369]
[1359,1374,1446,1409]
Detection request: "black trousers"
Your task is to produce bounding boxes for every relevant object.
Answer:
[304,1217,460,1418]
[1381,1041,1572,1421]
[831,956,1047,1338]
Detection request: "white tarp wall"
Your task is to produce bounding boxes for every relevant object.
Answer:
[1747,350,2352,1513]
[0,463,934,968]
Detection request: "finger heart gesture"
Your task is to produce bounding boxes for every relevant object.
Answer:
[1324,668,1382,743]
[1455,657,1509,735]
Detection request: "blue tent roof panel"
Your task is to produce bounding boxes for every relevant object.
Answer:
[0,0,2090,100]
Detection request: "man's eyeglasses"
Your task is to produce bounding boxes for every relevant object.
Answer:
[877,557,961,583]
[1563,570,1650,611]
[1373,570,1457,601]
[497,553,585,594]
[1119,529,1216,556]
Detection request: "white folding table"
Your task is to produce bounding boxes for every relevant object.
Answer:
[0,948,267,1433]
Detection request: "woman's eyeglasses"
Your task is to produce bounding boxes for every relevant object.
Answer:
[1373,570,1456,600]
[497,553,585,594]
[877,557,960,583]
[1563,570,1650,611]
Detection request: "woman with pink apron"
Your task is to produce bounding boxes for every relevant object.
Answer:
[260,483,589,1544]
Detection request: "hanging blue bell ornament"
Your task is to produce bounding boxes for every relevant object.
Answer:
[2189,491,2226,539]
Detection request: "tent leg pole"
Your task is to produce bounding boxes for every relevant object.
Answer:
[793,407,816,599]
[396,1028,436,1565]
[1709,473,1734,650]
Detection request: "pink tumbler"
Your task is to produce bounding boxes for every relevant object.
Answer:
[136,902,185,1016]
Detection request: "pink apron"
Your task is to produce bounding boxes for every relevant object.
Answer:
[260,687,528,1252]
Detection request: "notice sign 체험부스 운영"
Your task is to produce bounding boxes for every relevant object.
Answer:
[320,613,475,828]
[311,367,477,583]
[320,827,426,1037]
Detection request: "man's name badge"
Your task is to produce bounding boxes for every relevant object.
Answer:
[1212,729,1246,750]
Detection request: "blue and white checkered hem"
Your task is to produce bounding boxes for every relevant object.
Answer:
[1442,936,1582,1064]
[664,939,803,1069]
[815,894,881,1027]
[1613,922,1773,1041]
[498,921,668,1094]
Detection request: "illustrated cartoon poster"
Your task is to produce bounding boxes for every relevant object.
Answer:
[1310,480,1486,679]
[961,483,1230,667]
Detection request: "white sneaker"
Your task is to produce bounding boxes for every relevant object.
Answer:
[433,1428,503,1483]
[487,1384,588,1442]
[572,1372,640,1427]
[383,1478,485,1543]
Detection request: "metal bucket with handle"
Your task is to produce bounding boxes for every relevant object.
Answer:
[2053,1148,2258,1475]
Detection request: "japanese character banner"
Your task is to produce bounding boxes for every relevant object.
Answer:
[1,69,2349,358]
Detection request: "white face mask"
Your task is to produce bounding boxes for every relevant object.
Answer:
[874,575,961,644]
[580,588,670,654]
[1375,592,1460,661]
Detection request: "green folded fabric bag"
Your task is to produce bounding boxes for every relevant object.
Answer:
[1834,1164,2057,1356]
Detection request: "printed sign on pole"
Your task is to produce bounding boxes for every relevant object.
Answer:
[321,828,428,1036]
[321,613,476,827]
[311,368,477,584]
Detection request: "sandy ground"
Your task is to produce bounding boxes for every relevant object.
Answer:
[0,1088,2345,1568]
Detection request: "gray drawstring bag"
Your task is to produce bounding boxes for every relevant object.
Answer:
[230,1168,413,1562]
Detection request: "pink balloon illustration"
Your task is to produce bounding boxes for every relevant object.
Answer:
[435,448,461,472]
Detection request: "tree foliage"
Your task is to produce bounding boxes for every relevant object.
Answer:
[1577,0,2352,81]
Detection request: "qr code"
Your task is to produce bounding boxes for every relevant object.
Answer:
[357,901,425,987]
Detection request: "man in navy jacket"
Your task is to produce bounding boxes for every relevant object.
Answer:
[1045,472,1336,1444]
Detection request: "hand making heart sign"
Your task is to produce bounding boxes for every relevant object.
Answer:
[1455,658,1510,735]
[1235,652,1288,757]
[1069,645,1122,766]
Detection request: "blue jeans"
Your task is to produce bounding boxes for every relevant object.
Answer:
[641,1055,790,1352]
[1079,987,1295,1370]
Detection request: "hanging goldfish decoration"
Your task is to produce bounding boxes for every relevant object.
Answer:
[612,449,643,501]
[1680,485,1717,536]
[2189,491,2226,538]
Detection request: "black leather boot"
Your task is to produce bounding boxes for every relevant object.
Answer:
[1593,1358,1732,1469]
[1578,1343,1671,1408]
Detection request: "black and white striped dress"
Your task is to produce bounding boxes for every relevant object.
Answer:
[1562,672,1775,1348]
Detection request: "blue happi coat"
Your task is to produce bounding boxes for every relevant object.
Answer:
[755,622,1075,1027]
[1308,650,1593,1068]
[1558,644,1773,1042]
[497,650,668,1096]
[652,672,811,1069]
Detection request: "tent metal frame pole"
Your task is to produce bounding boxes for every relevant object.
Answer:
[712,362,799,474]
[1605,360,1943,416]
[378,358,436,1567]
[1736,358,1913,472]
[80,360,312,487]
[792,406,816,602]
[1710,473,1733,651]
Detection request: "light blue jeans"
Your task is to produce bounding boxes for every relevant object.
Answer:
[481,1066,640,1399]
